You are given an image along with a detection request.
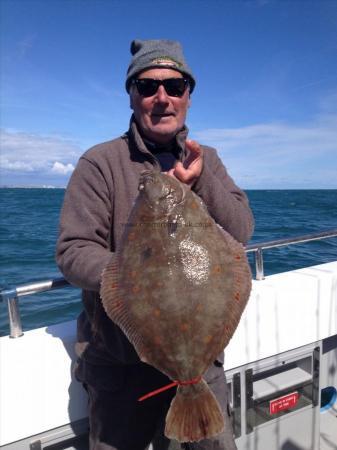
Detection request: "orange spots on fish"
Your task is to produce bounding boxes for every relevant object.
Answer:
[212,265,222,274]
[132,285,141,294]
[204,335,213,344]
[191,201,198,209]
[180,323,190,332]
[235,292,240,301]
[234,254,242,261]
[196,303,203,312]
[128,232,136,241]
[154,308,161,317]
[110,282,118,289]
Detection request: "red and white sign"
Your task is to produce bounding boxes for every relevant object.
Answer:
[269,392,299,415]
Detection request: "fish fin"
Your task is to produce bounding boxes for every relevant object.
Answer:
[100,257,122,321]
[215,228,252,346]
[165,379,224,442]
[227,235,252,336]
[100,257,148,360]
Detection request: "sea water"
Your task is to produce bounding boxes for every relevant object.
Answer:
[1,188,336,336]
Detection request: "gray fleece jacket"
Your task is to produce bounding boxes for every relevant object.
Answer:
[56,117,254,366]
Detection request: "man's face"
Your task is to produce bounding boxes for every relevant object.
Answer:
[130,68,190,144]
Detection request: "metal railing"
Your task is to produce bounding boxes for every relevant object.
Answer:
[246,228,337,280]
[1,229,337,338]
[0,278,71,338]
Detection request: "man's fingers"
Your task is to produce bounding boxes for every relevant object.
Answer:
[165,168,176,178]
[174,162,192,183]
[186,139,202,155]
[184,139,203,168]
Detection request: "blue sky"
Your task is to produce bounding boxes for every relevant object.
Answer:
[1,0,337,188]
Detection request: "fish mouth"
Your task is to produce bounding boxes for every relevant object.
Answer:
[138,171,186,210]
[168,179,186,207]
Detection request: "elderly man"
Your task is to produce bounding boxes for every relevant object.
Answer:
[56,39,254,450]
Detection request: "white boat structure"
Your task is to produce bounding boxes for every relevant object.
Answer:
[1,230,337,450]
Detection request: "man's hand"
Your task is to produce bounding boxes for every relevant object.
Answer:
[167,139,203,187]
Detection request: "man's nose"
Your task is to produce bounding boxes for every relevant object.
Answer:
[154,85,170,103]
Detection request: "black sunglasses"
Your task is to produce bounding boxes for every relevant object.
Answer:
[131,78,189,98]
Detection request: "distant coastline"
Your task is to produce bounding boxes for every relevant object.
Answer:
[1,186,336,191]
[0,185,65,189]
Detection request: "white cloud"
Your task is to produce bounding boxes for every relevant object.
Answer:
[193,115,337,188]
[0,129,82,177]
[51,161,75,175]
[1,113,337,188]
[1,159,35,172]
[195,119,337,155]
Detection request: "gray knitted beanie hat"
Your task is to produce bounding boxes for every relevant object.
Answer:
[126,39,196,93]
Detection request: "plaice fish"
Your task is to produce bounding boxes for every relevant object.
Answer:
[100,170,252,442]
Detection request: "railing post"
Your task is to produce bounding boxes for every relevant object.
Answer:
[7,293,24,338]
[255,248,264,280]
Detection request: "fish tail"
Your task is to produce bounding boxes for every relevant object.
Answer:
[165,378,224,442]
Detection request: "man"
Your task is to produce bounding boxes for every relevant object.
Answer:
[56,39,254,450]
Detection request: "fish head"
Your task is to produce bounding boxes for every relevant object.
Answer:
[138,171,185,216]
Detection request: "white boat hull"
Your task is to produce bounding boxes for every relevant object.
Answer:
[1,261,337,449]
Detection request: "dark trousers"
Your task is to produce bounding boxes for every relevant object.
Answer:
[77,361,237,450]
